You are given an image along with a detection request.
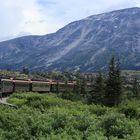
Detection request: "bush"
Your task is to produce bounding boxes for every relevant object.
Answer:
[88,104,109,116]
[1,92,139,140]
[118,100,140,119]
[100,113,140,139]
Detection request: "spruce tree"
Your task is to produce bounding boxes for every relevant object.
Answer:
[80,77,87,96]
[132,77,140,98]
[105,56,122,106]
[22,66,29,75]
[89,72,105,104]
[74,75,81,95]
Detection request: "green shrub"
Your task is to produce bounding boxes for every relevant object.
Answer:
[7,97,26,106]
[118,100,140,119]
[2,92,140,140]
[88,104,109,116]
[100,113,139,139]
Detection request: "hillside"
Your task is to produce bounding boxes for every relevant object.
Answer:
[0,7,140,71]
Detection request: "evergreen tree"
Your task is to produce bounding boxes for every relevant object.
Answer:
[74,77,81,95]
[132,77,140,98]
[105,56,122,106]
[64,80,68,93]
[80,77,87,96]
[22,66,29,75]
[88,72,105,104]
[73,72,85,100]
[61,80,71,100]
[74,72,81,94]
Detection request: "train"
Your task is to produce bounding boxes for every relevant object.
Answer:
[0,78,77,94]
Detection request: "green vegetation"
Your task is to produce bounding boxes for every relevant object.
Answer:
[0,70,29,79]
[87,72,105,105]
[0,92,139,140]
[132,78,140,98]
[105,57,122,106]
[0,57,139,139]
[122,70,140,78]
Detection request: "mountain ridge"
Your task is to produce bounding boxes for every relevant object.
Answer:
[0,7,140,71]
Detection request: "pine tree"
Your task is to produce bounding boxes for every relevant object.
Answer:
[22,66,29,75]
[88,72,105,104]
[105,56,122,106]
[74,72,81,94]
[132,77,140,98]
[80,77,87,96]
[74,78,81,95]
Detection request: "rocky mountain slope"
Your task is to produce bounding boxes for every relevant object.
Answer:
[0,7,140,71]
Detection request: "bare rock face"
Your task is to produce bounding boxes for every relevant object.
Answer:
[0,7,140,71]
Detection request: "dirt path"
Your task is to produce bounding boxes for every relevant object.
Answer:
[0,97,8,104]
[0,97,17,108]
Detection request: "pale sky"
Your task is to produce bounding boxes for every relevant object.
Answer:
[0,0,140,41]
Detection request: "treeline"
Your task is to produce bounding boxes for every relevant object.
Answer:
[61,57,140,107]
[1,57,139,107]
[20,57,140,107]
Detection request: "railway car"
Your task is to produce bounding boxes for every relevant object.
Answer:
[0,78,77,95]
[0,79,13,93]
[57,82,67,92]
[58,82,75,92]
[50,82,75,93]
[14,80,31,92]
[32,81,51,92]
[51,82,59,92]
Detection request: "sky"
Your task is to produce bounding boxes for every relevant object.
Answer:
[0,0,140,41]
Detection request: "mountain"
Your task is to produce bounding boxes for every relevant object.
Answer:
[0,7,140,72]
